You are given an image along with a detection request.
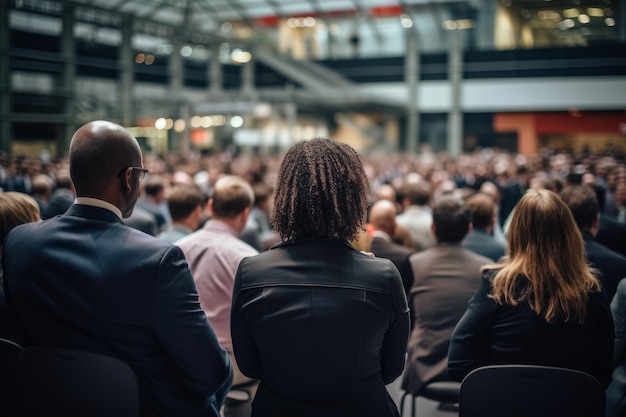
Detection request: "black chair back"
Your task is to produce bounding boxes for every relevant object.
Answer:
[459,364,605,417]
[0,338,24,416]
[18,346,140,417]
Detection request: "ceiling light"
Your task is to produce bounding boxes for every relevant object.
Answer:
[231,49,252,63]
[443,20,458,30]
[174,119,186,132]
[456,19,475,29]
[587,8,604,17]
[155,118,167,130]
[180,46,192,57]
[230,116,244,128]
[563,8,580,18]
[191,116,202,128]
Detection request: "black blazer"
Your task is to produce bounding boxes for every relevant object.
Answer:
[607,278,626,417]
[583,230,626,302]
[448,272,614,388]
[3,204,232,416]
[231,238,410,417]
[370,235,414,296]
[461,229,506,262]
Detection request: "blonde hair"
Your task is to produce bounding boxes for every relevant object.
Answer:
[0,192,41,244]
[486,189,600,323]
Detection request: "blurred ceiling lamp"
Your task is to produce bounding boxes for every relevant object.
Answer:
[231,49,252,63]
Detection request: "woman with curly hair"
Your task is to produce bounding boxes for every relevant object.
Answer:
[448,189,613,387]
[230,138,410,417]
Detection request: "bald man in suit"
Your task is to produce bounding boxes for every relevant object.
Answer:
[3,120,232,416]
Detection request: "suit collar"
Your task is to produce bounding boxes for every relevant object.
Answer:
[65,204,124,224]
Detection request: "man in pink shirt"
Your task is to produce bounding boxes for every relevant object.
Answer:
[176,175,259,414]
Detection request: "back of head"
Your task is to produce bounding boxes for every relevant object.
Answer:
[0,192,41,244]
[252,182,273,208]
[402,182,430,206]
[368,199,397,234]
[210,175,254,219]
[167,184,205,222]
[559,185,598,231]
[494,189,599,322]
[32,174,53,197]
[432,197,470,243]
[271,138,368,242]
[508,189,582,263]
[466,192,495,230]
[69,120,141,197]
[143,176,165,198]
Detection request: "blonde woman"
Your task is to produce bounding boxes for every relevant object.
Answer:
[448,189,613,387]
[0,191,41,340]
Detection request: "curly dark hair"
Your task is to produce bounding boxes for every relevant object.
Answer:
[271,138,369,242]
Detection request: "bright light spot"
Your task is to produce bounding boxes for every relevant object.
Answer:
[213,115,227,126]
[191,116,202,128]
[181,46,193,57]
[605,17,616,26]
[155,118,167,129]
[287,18,299,28]
[456,19,475,29]
[563,8,580,18]
[254,103,272,117]
[201,116,212,128]
[401,15,413,28]
[303,17,316,27]
[221,22,232,32]
[165,119,174,130]
[230,116,244,128]
[135,53,145,64]
[174,119,186,132]
[145,54,155,65]
[578,14,590,24]
[231,49,252,63]
[443,20,458,30]
[587,7,604,17]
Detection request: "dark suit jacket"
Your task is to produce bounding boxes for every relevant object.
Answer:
[462,229,506,262]
[596,215,626,258]
[583,230,626,302]
[370,235,414,296]
[231,238,410,417]
[3,204,232,417]
[402,244,490,394]
[42,188,75,219]
[448,272,614,388]
[607,278,626,417]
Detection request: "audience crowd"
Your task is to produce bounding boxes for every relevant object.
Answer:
[1,129,626,416]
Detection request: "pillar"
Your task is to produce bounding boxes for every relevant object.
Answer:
[59,3,76,157]
[0,0,11,153]
[404,28,419,154]
[447,30,463,157]
[119,16,134,127]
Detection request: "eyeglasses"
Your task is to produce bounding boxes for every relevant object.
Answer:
[118,166,149,181]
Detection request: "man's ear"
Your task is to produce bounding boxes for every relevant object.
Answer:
[120,168,132,193]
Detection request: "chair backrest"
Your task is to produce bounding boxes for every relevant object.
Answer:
[18,346,140,417]
[0,338,24,416]
[459,364,605,417]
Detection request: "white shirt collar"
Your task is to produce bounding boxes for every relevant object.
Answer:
[74,197,123,220]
